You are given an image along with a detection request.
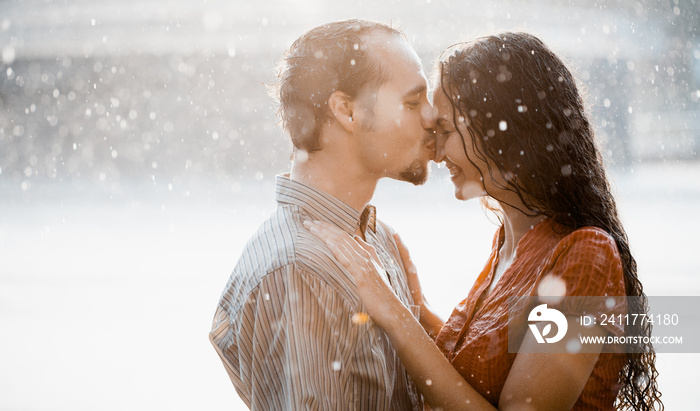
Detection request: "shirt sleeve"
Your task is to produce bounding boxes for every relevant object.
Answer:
[210,263,388,410]
[538,227,627,337]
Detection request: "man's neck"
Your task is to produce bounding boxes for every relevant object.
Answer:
[289,154,378,213]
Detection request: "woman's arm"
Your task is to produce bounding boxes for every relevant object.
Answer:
[304,220,606,410]
[392,232,444,340]
[498,319,607,410]
[305,220,495,410]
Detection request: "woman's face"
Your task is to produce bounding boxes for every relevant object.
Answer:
[432,89,488,201]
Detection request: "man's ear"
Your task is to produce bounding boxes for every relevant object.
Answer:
[328,90,355,133]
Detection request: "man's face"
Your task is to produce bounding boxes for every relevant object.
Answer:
[351,34,435,185]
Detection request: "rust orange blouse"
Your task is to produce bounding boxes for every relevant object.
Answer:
[434,218,628,410]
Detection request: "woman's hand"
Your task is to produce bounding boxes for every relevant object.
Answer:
[303,220,403,329]
[304,223,494,410]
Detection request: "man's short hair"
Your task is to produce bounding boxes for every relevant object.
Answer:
[275,19,404,152]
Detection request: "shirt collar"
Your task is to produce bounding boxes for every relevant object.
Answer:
[275,174,377,235]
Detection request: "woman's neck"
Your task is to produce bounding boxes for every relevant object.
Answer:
[499,203,546,263]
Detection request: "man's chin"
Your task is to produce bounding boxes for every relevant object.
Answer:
[398,164,429,186]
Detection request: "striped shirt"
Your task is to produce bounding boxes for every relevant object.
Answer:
[210,175,423,411]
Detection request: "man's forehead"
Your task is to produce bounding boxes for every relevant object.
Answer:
[365,34,424,76]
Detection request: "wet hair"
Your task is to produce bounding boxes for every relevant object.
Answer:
[275,19,404,152]
[439,32,662,410]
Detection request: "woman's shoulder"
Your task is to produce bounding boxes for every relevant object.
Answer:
[543,224,625,297]
[555,225,620,261]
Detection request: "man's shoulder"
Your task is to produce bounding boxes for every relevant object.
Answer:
[218,205,360,313]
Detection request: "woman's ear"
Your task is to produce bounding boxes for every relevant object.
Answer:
[328,91,355,133]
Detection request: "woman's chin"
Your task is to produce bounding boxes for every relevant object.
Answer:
[454,181,486,201]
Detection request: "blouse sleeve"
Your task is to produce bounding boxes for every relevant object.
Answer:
[537,227,627,337]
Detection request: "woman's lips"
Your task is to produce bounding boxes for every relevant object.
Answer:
[445,161,462,178]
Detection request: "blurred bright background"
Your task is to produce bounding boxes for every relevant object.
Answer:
[1,0,699,409]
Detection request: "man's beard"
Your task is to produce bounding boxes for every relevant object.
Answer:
[399,159,429,186]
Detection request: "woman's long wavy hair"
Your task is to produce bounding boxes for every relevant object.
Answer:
[438,32,662,410]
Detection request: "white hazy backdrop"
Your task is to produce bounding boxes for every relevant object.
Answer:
[1,0,699,410]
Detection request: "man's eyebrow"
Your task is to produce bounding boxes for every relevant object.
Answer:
[402,85,427,98]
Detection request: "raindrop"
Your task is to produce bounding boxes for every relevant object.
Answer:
[536,274,566,301]
[605,297,616,309]
[295,149,309,163]
[352,312,370,325]
[566,339,581,353]
[2,46,15,64]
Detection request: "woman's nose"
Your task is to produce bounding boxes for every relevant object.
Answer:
[434,132,446,162]
[421,101,435,131]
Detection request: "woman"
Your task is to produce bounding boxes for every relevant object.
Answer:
[304,32,662,410]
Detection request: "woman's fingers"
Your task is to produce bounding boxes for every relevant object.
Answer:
[354,235,382,263]
[303,220,386,279]
[304,220,369,256]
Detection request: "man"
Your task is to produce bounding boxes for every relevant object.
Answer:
[210,19,435,410]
